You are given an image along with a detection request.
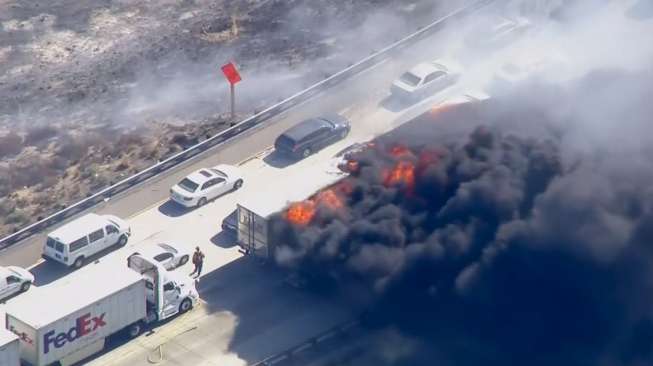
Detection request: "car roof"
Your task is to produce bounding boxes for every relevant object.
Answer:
[48,213,108,244]
[186,168,218,184]
[282,118,333,142]
[408,62,443,78]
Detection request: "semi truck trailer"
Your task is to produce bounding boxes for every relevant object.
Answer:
[4,254,198,366]
[0,327,20,366]
[236,168,344,261]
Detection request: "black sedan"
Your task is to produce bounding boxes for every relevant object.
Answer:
[274,114,351,160]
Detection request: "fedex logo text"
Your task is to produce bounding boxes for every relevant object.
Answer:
[43,313,106,354]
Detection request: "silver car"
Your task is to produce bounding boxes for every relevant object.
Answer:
[391,59,462,101]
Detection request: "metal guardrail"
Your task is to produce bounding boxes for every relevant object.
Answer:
[0,0,494,250]
[250,319,361,366]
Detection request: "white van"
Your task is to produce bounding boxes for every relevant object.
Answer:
[42,213,131,269]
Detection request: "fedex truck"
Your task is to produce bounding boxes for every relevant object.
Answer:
[0,327,20,366]
[4,254,198,366]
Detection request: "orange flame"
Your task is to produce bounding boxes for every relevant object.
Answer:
[286,183,352,225]
[346,160,360,173]
[389,145,412,158]
[286,201,316,225]
[315,189,343,210]
[383,161,416,191]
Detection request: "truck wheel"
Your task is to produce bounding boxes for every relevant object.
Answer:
[118,235,128,247]
[73,256,85,269]
[179,298,192,313]
[21,282,31,292]
[128,322,142,338]
[197,197,208,208]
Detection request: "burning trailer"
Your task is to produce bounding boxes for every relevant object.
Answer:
[236,95,489,268]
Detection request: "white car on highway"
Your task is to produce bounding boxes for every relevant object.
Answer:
[391,59,462,101]
[131,242,191,271]
[170,164,244,208]
[0,266,34,302]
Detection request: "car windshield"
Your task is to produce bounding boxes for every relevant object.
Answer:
[399,72,421,86]
[178,178,199,193]
[107,219,121,228]
[153,253,169,262]
[157,243,177,254]
[209,169,227,178]
[276,135,296,149]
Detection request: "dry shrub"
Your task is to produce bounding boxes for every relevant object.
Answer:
[9,154,55,189]
[24,126,58,146]
[54,134,90,162]
[31,191,56,208]
[5,210,28,225]
[39,175,59,191]
[171,133,198,149]
[0,132,23,158]
[115,158,131,172]
[0,198,15,216]
[0,167,10,196]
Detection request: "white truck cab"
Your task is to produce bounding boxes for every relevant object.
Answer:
[128,253,199,323]
[0,266,34,303]
[144,270,199,318]
[42,213,131,269]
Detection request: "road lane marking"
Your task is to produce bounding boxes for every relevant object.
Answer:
[237,145,273,166]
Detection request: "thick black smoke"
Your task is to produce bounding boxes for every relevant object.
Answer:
[269,67,653,366]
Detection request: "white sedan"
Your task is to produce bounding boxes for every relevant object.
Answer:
[131,242,191,271]
[0,266,34,302]
[391,59,462,101]
[170,164,244,208]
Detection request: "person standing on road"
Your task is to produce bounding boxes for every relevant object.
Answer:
[190,247,205,278]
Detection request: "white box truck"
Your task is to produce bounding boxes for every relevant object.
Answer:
[0,327,20,366]
[4,254,199,366]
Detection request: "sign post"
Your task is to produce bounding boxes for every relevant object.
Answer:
[220,62,242,122]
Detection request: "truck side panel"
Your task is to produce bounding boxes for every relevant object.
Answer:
[8,280,147,366]
[0,333,20,366]
[6,316,37,365]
